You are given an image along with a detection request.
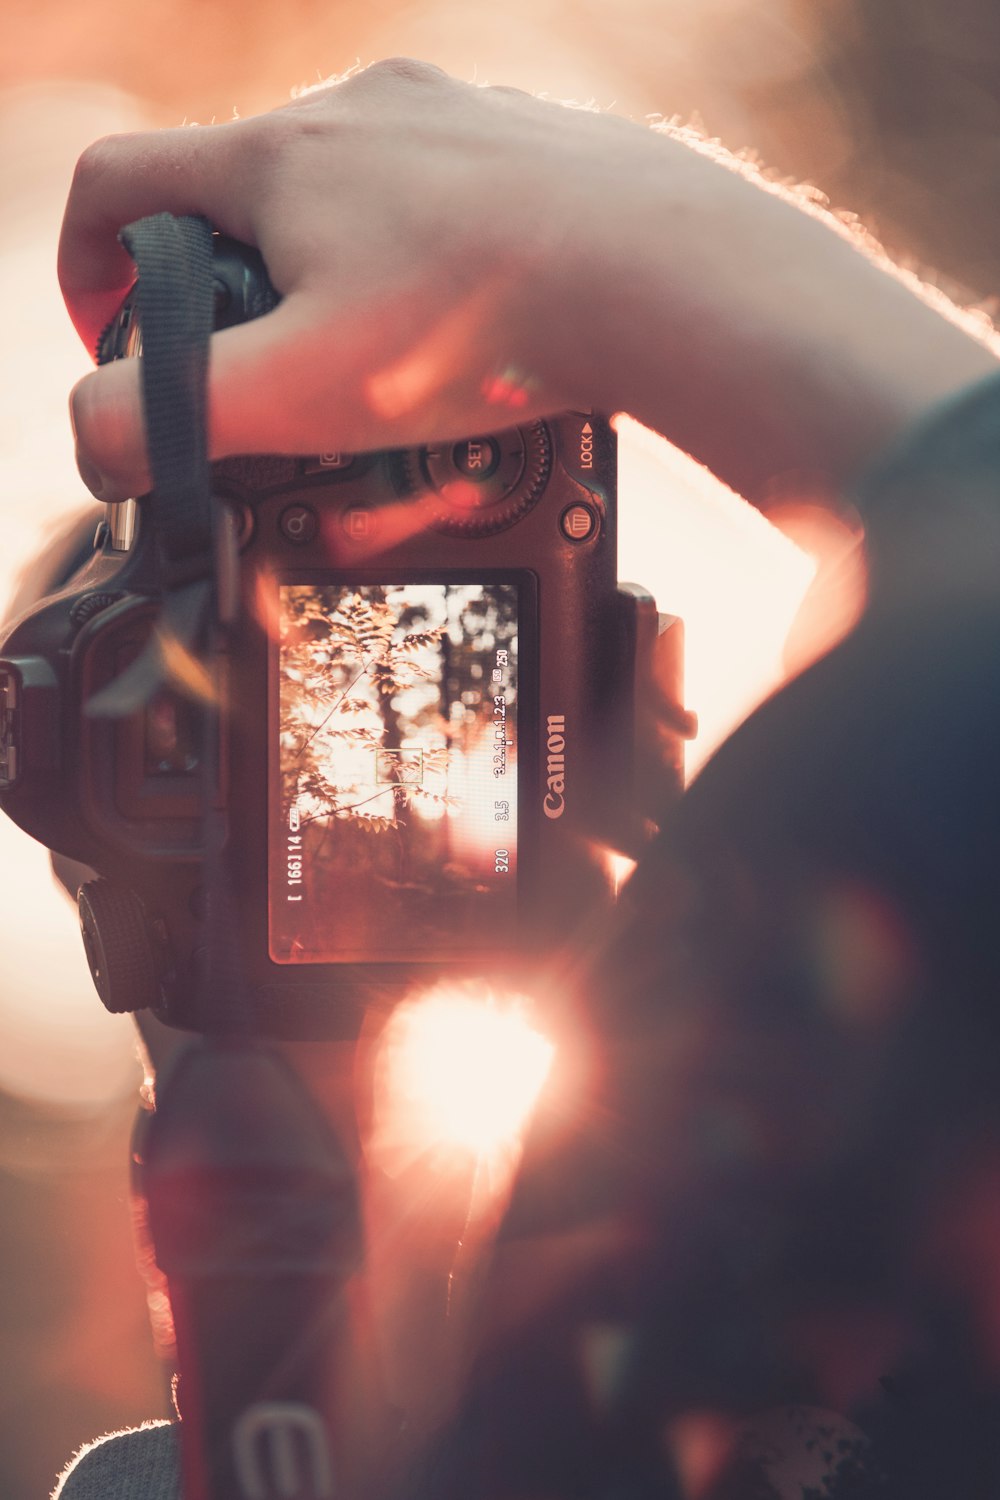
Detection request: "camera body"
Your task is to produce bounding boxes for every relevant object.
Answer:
[0,238,682,1037]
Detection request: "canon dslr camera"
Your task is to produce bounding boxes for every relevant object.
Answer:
[0,234,686,1038]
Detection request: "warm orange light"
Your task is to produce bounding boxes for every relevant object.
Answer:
[593,844,639,899]
[616,416,820,774]
[362,986,556,1428]
[366,280,524,421]
[370,986,555,1166]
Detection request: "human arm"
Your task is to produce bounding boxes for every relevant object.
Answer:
[59,57,1000,507]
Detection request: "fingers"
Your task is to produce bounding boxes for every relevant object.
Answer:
[58,122,261,351]
[57,61,462,352]
[71,295,322,500]
[70,358,148,501]
[59,57,574,500]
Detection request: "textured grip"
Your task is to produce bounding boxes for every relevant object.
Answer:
[78,878,160,1013]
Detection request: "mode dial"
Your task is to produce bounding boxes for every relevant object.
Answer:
[78,879,160,1013]
[397,422,552,537]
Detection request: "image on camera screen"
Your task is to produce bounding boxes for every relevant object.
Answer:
[270,581,520,962]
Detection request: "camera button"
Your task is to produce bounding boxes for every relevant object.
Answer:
[560,503,599,543]
[451,436,502,481]
[302,452,356,477]
[279,504,319,545]
[342,507,378,542]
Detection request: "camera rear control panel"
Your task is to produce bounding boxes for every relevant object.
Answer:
[213,412,613,562]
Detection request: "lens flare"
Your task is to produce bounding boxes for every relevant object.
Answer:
[372,987,555,1165]
[598,846,639,900]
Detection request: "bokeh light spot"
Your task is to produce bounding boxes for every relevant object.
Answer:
[372,986,555,1162]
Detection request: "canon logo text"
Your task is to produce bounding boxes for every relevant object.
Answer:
[544,715,566,819]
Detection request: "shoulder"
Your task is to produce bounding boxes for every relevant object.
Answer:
[52,1421,180,1500]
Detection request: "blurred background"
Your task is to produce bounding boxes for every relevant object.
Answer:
[2,1,999,1494]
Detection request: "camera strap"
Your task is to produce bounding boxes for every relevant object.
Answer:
[110,212,368,1500]
[137,1037,361,1500]
[118,212,215,573]
[86,213,218,720]
[103,211,252,1032]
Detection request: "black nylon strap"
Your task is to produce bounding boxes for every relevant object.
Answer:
[104,212,250,1035]
[85,213,218,721]
[118,213,215,572]
[99,217,351,1500]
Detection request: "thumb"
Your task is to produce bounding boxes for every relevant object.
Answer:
[71,358,150,502]
[71,298,325,502]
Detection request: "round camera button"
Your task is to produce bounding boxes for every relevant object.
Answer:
[560,503,598,542]
[279,504,319,545]
[342,507,379,542]
[451,436,501,481]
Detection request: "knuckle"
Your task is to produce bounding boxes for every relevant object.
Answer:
[229,111,285,169]
[69,132,137,194]
[362,56,449,87]
[230,109,318,184]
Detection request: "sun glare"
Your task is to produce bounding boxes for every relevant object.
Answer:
[598,846,640,899]
[616,416,822,774]
[372,988,556,1163]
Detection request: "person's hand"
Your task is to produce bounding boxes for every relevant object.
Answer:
[59,59,646,502]
[60,55,1000,509]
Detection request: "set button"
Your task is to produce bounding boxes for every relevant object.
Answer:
[450,437,502,482]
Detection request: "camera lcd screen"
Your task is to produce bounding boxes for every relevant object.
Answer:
[269,581,520,963]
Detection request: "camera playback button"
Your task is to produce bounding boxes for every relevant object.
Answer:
[279,504,319,545]
[341,506,379,543]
